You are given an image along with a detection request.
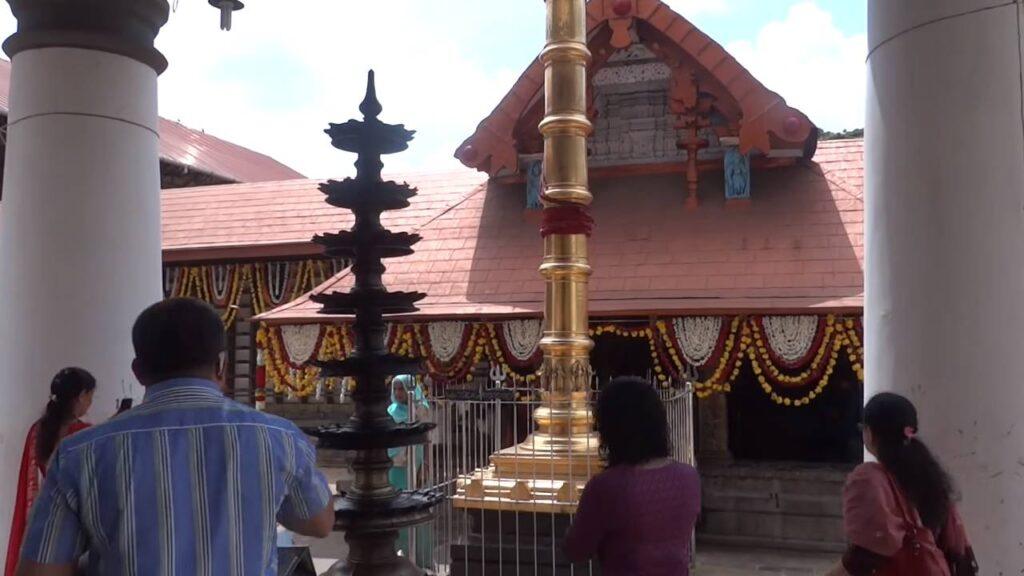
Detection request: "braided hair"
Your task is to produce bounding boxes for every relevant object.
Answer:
[36,367,96,464]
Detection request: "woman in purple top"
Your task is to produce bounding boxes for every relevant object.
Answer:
[564,376,701,575]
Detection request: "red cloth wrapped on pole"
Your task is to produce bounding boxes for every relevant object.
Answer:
[540,204,594,237]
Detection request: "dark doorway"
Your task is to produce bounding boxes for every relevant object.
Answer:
[726,361,863,463]
[590,332,655,391]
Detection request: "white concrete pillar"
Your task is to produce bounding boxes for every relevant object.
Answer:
[866,1,1024,568]
[0,0,169,560]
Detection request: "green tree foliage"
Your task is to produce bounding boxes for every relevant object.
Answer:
[819,128,864,140]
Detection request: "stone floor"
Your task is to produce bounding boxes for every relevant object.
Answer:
[300,541,838,575]
[302,468,839,575]
[693,545,837,575]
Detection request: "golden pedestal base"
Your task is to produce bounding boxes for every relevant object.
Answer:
[452,429,601,514]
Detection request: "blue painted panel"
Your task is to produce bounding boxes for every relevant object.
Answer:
[724,148,751,200]
[526,160,544,209]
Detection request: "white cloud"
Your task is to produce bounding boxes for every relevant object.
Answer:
[726,1,866,131]
[0,1,864,177]
[664,0,730,17]
[0,2,526,179]
[153,1,524,178]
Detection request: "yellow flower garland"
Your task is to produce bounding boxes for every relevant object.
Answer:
[256,324,322,397]
[483,323,540,383]
[656,316,742,397]
[254,315,866,407]
[655,316,864,405]
[590,324,669,387]
[166,260,335,321]
[748,316,837,385]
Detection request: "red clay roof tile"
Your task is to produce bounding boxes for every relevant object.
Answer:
[161,170,488,261]
[259,139,864,322]
[0,59,303,183]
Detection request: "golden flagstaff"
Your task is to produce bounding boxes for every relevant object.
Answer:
[454,0,600,513]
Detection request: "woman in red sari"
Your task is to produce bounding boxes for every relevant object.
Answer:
[828,392,978,576]
[4,367,95,576]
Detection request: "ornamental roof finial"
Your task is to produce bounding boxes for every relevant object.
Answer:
[359,70,383,120]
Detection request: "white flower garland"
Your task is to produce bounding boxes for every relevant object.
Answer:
[331,258,348,276]
[267,262,290,303]
[502,319,543,361]
[163,267,179,298]
[673,316,722,367]
[428,321,466,362]
[280,324,322,365]
[762,316,818,362]
[211,265,231,301]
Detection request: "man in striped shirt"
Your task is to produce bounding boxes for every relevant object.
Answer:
[16,298,334,576]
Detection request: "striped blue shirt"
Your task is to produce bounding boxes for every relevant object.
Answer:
[20,378,332,576]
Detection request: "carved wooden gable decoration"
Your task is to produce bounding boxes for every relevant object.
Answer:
[455,0,816,177]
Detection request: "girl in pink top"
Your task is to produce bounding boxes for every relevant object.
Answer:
[564,377,701,576]
[827,393,977,576]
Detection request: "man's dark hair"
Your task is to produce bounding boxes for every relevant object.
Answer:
[596,376,671,467]
[132,298,226,380]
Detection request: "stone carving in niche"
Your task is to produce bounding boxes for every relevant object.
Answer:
[589,72,681,167]
[606,43,658,62]
[589,53,724,167]
[593,62,671,86]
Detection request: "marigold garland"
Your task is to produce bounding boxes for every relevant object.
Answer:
[656,316,741,397]
[255,314,865,407]
[656,316,864,405]
[748,316,838,386]
[484,323,540,383]
[589,323,670,388]
[490,322,543,373]
[165,259,340,321]
[289,260,327,302]
[256,324,325,397]
[413,323,490,383]
[755,315,827,370]
[843,318,865,381]
[170,266,245,326]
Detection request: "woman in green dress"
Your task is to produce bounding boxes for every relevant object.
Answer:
[388,375,432,567]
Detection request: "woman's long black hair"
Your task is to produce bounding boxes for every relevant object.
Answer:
[864,392,953,532]
[596,376,671,467]
[36,367,96,464]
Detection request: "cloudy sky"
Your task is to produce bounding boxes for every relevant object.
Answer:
[0,0,865,179]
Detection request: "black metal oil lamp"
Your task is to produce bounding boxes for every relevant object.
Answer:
[208,0,243,30]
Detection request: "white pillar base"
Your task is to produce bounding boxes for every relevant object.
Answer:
[0,47,161,559]
[867,1,1024,568]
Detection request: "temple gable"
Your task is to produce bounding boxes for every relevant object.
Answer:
[457,0,815,178]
